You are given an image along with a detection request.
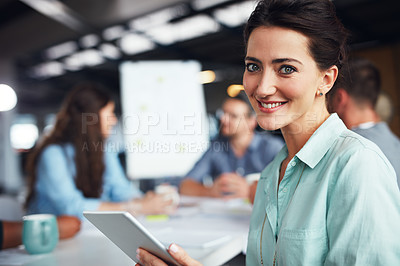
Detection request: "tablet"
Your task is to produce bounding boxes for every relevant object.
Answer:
[83,211,180,266]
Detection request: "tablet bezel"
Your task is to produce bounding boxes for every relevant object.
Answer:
[83,211,180,265]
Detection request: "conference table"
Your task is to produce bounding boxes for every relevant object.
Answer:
[0,196,252,266]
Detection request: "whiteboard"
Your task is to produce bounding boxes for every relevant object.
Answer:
[119,61,209,179]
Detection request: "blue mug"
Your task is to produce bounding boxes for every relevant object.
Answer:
[22,214,59,255]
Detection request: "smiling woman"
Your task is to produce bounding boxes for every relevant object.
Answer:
[242,0,400,265]
[134,0,400,265]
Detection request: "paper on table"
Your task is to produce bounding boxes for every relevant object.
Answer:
[199,198,252,216]
[152,228,232,249]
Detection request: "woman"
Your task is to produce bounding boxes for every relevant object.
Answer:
[135,0,400,265]
[25,82,174,219]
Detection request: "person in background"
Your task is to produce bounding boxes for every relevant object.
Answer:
[25,82,176,220]
[179,91,284,200]
[328,57,400,186]
[136,0,400,265]
[0,216,80,250]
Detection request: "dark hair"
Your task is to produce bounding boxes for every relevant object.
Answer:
[25,82,113,207]
[333,57,381,107]
[244,0,349,99]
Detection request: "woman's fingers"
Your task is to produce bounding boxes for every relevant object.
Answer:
[167,243,202,266]
[136,244,202,266]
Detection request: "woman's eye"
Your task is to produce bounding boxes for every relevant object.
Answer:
[245,63,260,72]
[279,65,296,74]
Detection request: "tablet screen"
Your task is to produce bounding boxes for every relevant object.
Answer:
[83,211,180,265]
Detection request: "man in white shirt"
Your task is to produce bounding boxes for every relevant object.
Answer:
[329,57,400,187]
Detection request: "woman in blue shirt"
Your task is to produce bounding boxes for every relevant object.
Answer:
[135,0,400,265]
[25,83,174,219]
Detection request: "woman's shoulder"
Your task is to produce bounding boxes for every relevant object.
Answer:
[332,129,395,177]
[336,129,386,158]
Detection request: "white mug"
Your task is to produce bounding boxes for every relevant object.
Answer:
[155,184,180,206]
[246,173,261,184]
[22,214,59,254]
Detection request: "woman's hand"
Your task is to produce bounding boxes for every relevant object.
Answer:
[135,243,202,266]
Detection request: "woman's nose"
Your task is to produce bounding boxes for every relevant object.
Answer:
[256,72,277,98]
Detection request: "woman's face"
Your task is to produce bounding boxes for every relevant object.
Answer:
[99,101,117,138]
[243,26,330,133]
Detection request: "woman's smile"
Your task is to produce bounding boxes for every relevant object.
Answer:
[257,100,287,113]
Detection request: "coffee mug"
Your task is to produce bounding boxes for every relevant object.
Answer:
[22,214,59,255]
[245,173,261,184]
[155,184,180,206]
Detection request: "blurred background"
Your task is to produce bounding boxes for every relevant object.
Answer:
[0,0,399,194]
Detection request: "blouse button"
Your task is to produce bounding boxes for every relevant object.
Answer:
[291,161,296,167]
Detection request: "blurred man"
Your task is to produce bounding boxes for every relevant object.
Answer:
[329,57,400,187]
[179,91,284,200]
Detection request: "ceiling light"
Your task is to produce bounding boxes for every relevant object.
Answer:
[45,41,78,60]
[213,1,257,27]
[80,34,100,48]
[129,4,189,32]
[119,33,156,55]
[103,25,127,41]
[199,70,216,84]
[0,84,18,112]
[31,61,65,79]
[192,0,231,10]
[20,0,92,33]
[227,84,244,97]
[100,43,122,59]
[20,0,63,16]
[63,56,83,71]
[78,49,104,66]
[63,49,104,71]
[145,15,221,45]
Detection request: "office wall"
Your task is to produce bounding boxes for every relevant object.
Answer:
[353,42,400,137]
[0,59,23,193]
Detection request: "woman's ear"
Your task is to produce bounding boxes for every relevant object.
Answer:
[319,65,339,94]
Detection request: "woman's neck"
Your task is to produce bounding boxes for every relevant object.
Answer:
[281,108,330,160]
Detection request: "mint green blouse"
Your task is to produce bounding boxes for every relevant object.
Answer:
[246,114,400,265]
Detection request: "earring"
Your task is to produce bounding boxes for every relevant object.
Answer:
[318,85,324,96]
